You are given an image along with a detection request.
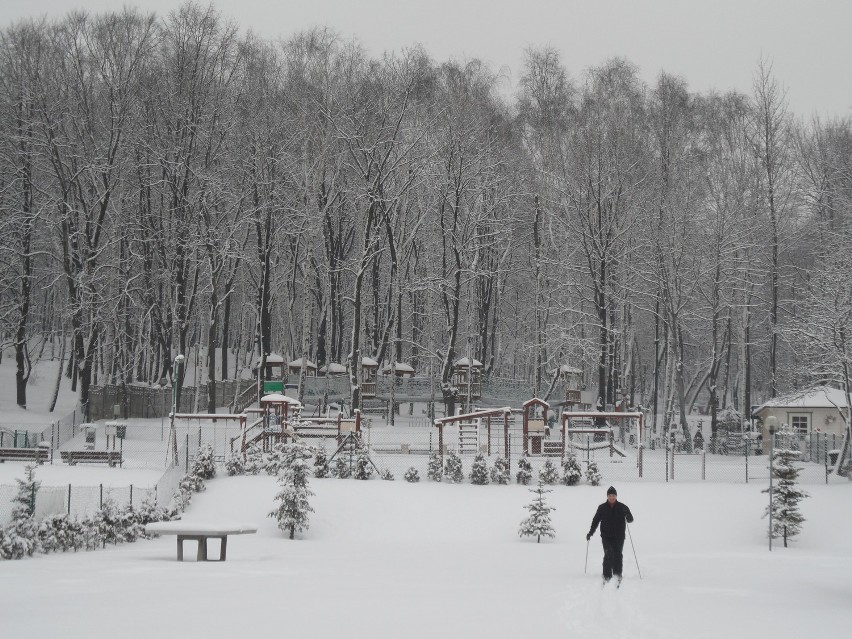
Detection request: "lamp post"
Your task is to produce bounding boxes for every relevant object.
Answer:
[766,415,778,551]
[168,354,185,468]
[159,377,168,441]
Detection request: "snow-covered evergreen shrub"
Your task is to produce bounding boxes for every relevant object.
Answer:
[380,468,394,481]
[94,506,141,547]
[538,458,560,485]
[516,456,533,485]
[7,465,42,558]
[763,449,808,547]
[269,458,314,539]
[354,451,375,480]
[333,455,352,479]
[519,481,557,543]
[586,460,601,486]
[470,453,489,484]
[426,451,443,482]
[490,456,511,485]
[243,444,267,475]
[38,515,83,553]
[313,447,330,478]
[404,467,420,483]
[191,444,217,480]
[561,454,582,486]
[225,452,245,476]
[444,452,464,483]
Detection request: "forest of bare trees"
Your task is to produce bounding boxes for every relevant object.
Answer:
[1,4,851,438]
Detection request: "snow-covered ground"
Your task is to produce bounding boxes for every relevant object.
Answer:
[2,354,852,638]
[3,476,851,638]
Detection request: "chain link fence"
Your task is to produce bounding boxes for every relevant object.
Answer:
[0,438,191,527]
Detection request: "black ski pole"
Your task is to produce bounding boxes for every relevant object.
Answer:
[626,522,642,579]
[584,537,589,574]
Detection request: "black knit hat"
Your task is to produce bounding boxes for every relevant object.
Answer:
[606,486,617,496]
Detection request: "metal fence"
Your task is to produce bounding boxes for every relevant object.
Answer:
[0,438,191,527]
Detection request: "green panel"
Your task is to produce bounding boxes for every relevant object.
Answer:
[263,381,284,393]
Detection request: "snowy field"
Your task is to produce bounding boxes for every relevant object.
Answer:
[3,476,852,639]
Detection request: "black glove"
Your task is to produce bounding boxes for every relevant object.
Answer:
[586,533,592,541]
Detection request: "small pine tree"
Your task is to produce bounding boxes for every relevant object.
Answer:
[538,458,560,485]
[404,467,420,483]
[190,444,217,480]
[561,453,582,486]
[516,455,533,485]
[586,460,601,486]
[225,452,245,476]
[243,444,267,475]
[8,465,42,557]
[444,452,464,483]
[354,451,375,480]
[313,446,330,478]
[426,451,443,482]
[333,455,352,479]
[763,448,808,547]
[518,481,557,543]
[269,458,315,539]
[470,453,490,485]
[490,456,511,485]
[380,468,394,480]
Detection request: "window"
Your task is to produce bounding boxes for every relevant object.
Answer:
[789,414,810,436]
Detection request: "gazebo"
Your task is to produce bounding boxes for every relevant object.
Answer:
[453,357,482,404]
[288,358,317,377]
[320,362,347,377]
[361,357,379,398]
[382,362,416,378]
[254,353,286,380]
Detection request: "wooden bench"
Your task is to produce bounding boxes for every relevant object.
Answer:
[144,522,258,561]
[0,447,49,464]
[60,450,123,467]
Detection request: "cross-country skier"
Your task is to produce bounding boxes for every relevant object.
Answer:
[586,486,634,585]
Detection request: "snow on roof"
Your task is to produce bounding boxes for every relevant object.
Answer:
[755,386,849,411]
[383,362,415,373]
[288,358,316,369]
[454,357,482,367]
[260,393,301,405]
[361,357,379,367]
[264,353,285,363]
[556,365,582,374]
[321,362,347,374]
[522,397,550,408]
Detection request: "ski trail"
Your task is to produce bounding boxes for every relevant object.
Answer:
[558,577,677,639]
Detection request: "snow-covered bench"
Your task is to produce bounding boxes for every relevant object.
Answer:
[144,522,257,562]
[0,447,50,464]
[60,450,122,466]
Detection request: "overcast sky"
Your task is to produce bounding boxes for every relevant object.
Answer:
[5,0,851,120]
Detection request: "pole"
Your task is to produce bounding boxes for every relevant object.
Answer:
[584,537,590,574]
[626,522,642,579]
[766,416,777,552]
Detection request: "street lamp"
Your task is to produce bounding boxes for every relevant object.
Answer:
[766,415,778,551]
[168,354,185,467]
[158,377,168,441]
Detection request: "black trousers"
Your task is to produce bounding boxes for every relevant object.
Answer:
[601,537,625,579]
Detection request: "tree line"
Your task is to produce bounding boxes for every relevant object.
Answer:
[1,3,851,439]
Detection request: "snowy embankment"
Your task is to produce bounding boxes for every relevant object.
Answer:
[3,477,851,639]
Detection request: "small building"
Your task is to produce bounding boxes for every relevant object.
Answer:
[382,362,416,378]
[752,386,849,439]
[253,353,286,380]
[320,362,347,377]
[554,365,583,406]
[288,358,317,377]
[453,357,482,402]
[361,357,379,398]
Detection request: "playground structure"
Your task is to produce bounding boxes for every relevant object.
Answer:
[230,393,364,454]
[432,403,645,472]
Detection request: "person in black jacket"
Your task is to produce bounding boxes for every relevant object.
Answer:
[587,486,634,584]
